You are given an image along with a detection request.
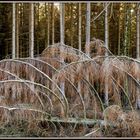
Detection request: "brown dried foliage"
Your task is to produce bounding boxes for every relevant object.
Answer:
[0,40,140,136]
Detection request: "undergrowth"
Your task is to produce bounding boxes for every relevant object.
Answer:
[0,38,140,137]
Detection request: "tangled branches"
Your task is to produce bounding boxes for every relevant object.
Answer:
[0,39,140,137]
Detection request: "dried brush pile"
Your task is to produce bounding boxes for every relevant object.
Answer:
[0,39,140,137]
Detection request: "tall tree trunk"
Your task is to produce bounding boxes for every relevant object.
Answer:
[29,3,35,92]
[60,3,65,45]
[137,4,140,59]
[123,4,131,107]
[124,4,130,56]
[70,3,73,47]
[85,2,91,56]
[12,3,16,59]
[19,3,23,58]
[29,3,34,58]
[60,3,65,117]
[78,3,82,97]
[105,3,109,52]
[45,3,47,48]
[37,3,40,55]
[78,3,82,52]
[104,2,109,107]
[118,4,121,55]
[136,4,140,109]
[47,3,50,47]
[52,3,54,45]
[84,2,91,117]
[16,3,19,58]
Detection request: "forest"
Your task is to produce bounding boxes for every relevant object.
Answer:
[0,1,140,138]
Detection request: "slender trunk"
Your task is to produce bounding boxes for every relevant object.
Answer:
[60,3,65,117]
[85,2,91,56]
[124,4,129,56]
[52,3,54,45]
[29,3,35,93]
[78,3,82,52]
[118,4,121,55]
[128,8,132,57]
[123,5,131,106]
[16,3,19,58]
[47,3,50,47]
[12,3,16,59]
[137,5,140,59]
[29,3,34,58]
[78,3,82,98]
[105,3,109,52]
[37,3,40,55]
[60,3,65,45]
[12,3,16,101]
[84,2,91,117]
[70,4,73,47]
[136,4,140,109]
[45,3,47,48]
[19,3,23,58]
[105,2,109,107]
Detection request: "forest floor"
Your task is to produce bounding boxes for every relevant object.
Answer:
[0,107,140,138]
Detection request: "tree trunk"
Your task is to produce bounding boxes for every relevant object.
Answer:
[70,3,73,47]
[16,3,19,58]
[85,2,91,56]
[78,3,82,52]
[137,4,140,59]
[78,3,82,100]
[84,2,91,116]
[29,3,35,93]
[60,3,65,45]
[44,3,47,48]
[105,3,109,51]
[29,3,34,58]
[19,3,23,58]
[118,4,121,55]
[52,3,54,45]
[12,3,16,59]
[47,3,50,47]
[104,2,109,107]
[37,3,40,55]
[60,3,65,117]
[124,4,130,56]
[136,4,140,109]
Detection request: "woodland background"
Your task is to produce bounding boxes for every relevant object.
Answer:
[0,2,140,137]
[0,2,139,59]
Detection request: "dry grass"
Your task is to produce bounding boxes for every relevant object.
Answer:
[0,39,140,137]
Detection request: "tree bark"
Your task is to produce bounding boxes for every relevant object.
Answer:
[105,2,109,107]
[136,4,140,109]
[16,3,19,58]
[37,3,40,55]
[124,4,130,56]
[44,3,47,48]
[118,5,121,55]
[70,3,73,47]
[137,4,140,59]
[52,3,55,45]
[12,3,16,59]
[78,3,82,52]
[85,2,91,56]
[19,3,23,58]
[78,3,82,100]
[60,3,65,45]
[60,3,65,117]
[47,3,50,47]
[29,3,34,58]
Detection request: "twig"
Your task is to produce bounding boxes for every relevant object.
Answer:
[84,127,101,137]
